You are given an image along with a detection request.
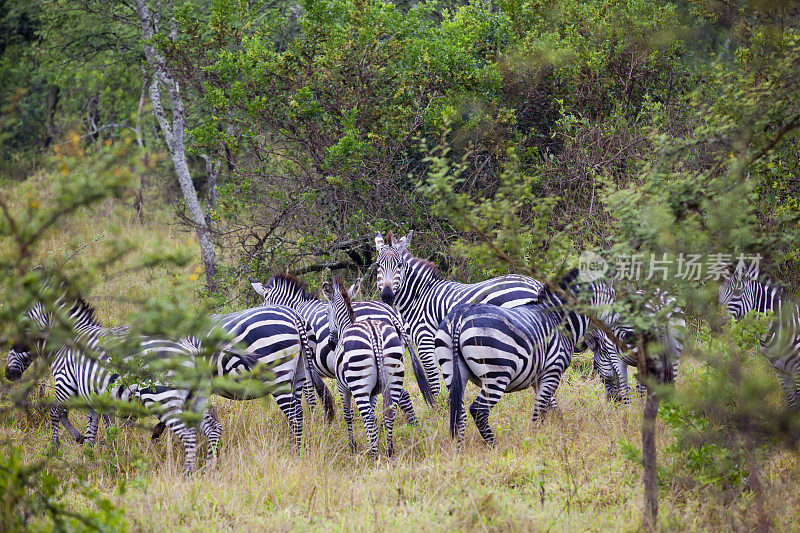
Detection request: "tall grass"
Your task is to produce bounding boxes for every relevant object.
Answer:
[2,171,799,531]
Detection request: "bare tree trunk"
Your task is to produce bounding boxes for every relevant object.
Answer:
[135,0,217,292]
[641,387,659,530]
[133,73,150,222]
[636,335,659,531]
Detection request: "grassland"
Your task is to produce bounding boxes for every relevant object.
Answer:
[2,171,800,532]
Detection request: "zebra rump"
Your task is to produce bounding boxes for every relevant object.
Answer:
[438,269,610,445]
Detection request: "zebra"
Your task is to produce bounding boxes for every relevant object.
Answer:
[5,297,222,473]
[127,303,322,449]
[435,269,613,446]
[251,273,434,414]
[322,277,429,458]
[203,304,321,448]
[586,289,685,402]
[719,262,800,410]
[374,230,544,396]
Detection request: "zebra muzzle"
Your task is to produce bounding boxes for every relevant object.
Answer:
[380,287,395,306]
[5,366,22,381]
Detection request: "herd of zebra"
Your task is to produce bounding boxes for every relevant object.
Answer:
[4,231,800,472]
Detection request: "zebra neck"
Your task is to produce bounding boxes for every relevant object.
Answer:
[559,311,587,348]
[752,282,777,314]
[300,300,326,317]
[394,260,443,314]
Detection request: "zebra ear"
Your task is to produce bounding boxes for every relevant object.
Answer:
[374,231,385,250]
[321,282,334,301]
[348,279,362,299]
[395,230,413,251]
[745,261,760,280]
[250,281,267,297]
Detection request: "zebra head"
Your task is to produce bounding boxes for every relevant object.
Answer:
[719,261,759,320]
[5,300,50,381]
[321,277,357,348]
[547,269,617,346]
[5,343,35,381]
[251,273,313,309]
[374,230,412,306]
[556,269,617,319]
[585,330,626,402]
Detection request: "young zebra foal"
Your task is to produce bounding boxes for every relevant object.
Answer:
[322,278,422,459]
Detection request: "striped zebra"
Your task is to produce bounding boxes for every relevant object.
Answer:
[5,297,222,473]
[435,270,614,445]
[719,262,800,410]
[322,277,429,458]
[116,304,321,449]
[251,273,434,414]
[374,231,544,396]
[204,304,321,448]
[586,290,685,402]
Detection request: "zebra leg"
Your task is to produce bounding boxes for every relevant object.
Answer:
[793,373,800,412]
[339,384,356,452]
[416,334,441,397]
[397,389,417,425]
[153,410,198,475]
[84,410,100,445]
[618,363,632,404]
[50,405,66,448]
[101,413,114,427]
[355,395,378,460]
[175,425,198,474]
[275,392,301,448]
[304,378,318,414]
[292,380,304,450]
[468,400,493,447]
[56,407,85,444]
[384,399,397,458]
[470,370,510,447]
[200,407,222,462]
[533,371,563,424]
[777,371,800,411]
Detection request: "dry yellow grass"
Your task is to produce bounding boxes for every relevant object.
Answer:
[2,171,800,532]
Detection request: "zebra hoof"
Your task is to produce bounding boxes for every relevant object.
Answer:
[74,434,86,444]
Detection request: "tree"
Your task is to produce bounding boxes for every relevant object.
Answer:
[134,0,218,292]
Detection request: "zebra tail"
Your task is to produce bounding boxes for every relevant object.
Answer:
[449,317,466,440]
[373,324,392,417]
[409,341,434,407]
[388,313,433,407]
[298,319,336,422]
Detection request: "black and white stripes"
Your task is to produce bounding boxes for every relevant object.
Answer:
[322,277,424,458]
[206,304,322,448]
[374,231,544,396]
[436,270,613,445]
[587,290,685,402]
[719,264,800,410]
[5,297,220,473]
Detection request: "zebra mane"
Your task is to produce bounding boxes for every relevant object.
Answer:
[268,273,316,301]
[70,297,102,327]
[412,257,443,280]
[332,276,356,322]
